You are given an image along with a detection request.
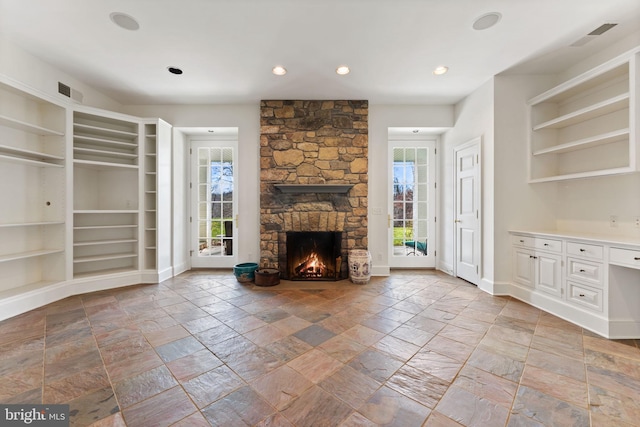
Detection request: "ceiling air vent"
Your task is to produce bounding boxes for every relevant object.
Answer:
[58,81,84,103]
[570,23,618,47]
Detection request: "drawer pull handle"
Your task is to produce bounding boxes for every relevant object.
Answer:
[544,243,549,246]
[579,269,586,273]
[580,249,586,252]
[579,294,585,297]
[635,257,640,261]
[519,240,524,243]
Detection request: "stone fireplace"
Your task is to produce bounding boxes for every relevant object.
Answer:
[259,100,368,279]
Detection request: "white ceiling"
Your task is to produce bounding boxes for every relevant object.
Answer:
[1,0,639,105]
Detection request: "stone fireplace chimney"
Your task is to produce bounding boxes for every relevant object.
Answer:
[259,100,368,279]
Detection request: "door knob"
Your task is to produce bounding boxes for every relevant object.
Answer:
[454,219,461,223]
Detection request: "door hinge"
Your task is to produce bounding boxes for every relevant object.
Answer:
[434,250,437,256]
[434,216,437,223]
[189,216,192,223]
[190,250,194,256]
[190,182,192,189]
[434,182,437,189]
[190,148,193,155]
[435,148,437,155]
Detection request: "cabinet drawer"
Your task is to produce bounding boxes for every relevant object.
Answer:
[512,235,534,248]
[567,242,604,260]
[567,258,603,287]
[609,247,640,270]
[534,238,562,253]
[567,281,603,313]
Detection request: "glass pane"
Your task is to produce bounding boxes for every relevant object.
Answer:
[198,148,209,166]
[199,166,208,182]
[417,165,428,183]
[417,148,427,165]
[405,202,413,219]
[416,219,428,238]
[404,184,414,201]
[222,202,233,218]
[416,201,428,219]
[393,202,404,220]
[198,221,208,238]
[198,184,207,201]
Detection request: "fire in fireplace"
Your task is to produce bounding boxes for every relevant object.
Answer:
[286,231,342,281]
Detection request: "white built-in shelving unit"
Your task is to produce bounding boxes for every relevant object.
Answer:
[144,123,158,271]
[141,119,172,281]
[72,111,140,278]
[527,52,639,182]
[0,77,174,321]
[0,79,67,296]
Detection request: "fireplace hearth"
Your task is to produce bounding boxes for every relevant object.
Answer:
[286,231,342,281]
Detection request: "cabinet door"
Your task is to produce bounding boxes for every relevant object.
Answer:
[513,247,534,288]
[535,252,563,298]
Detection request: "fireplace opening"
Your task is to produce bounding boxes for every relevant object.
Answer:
[286,231,342,281]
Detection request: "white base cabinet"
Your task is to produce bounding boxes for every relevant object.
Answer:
[511,236,563,298]
[0,77,174,322]
[510,230,640,338]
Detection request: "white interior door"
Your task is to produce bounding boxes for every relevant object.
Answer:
[190,140,238,268]
[389,140,436,268]
[454,138,481,284]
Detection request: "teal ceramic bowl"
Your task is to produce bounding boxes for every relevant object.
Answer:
[233,262,259,283]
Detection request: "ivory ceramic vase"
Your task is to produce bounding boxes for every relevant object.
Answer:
[348,249,371,284]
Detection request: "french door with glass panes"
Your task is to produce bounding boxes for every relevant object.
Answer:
[389,140,436,268]
[190,141,238,268]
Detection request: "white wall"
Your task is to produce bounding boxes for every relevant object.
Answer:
[368,105,454,275]
[493,75,559,286]
[0,36,121,111]
[440,80,495,289]
[122,104,261,268]
[170,129,189,275]
[556,174,640,238]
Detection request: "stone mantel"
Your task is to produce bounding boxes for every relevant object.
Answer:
[274,184,354,194]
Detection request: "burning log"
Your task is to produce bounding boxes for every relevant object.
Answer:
[295,258,318,275]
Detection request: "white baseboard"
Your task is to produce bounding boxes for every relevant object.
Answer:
[478,279,512,295]
[0,272,143,322]
[437,261,453,276]
[371,265,390,276]
[173,262,189,277]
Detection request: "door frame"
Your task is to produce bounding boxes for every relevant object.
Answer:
[452,137,482,284]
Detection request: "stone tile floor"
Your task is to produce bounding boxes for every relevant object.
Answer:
[1,270,639,426]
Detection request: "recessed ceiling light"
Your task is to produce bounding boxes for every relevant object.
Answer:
[473,12,502,30]
[433,66,449,75]
[336,65,350,75]
[109,12,140,31]
[272,66,287,76]
[167,67,183,75]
